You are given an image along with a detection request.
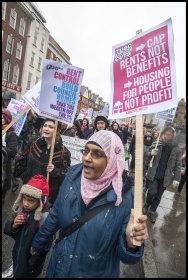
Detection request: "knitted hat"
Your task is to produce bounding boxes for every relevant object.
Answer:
[12,175,49,221]
[94,114,109,131]
[2,109,12,124]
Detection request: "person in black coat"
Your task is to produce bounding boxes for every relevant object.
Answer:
[111,121,124,143]
[4,175,52,278]
[15,118,71,206]
[2,109,18,205]
[120,122,128,146]
[81,118,93,140]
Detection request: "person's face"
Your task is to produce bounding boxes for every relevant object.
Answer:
[113,124,118,130]
[3,99,10,108]
[22,194,40,212]
[146,136,152,141]
[162,130,174,143]
[121,124,126,129]
[41,121,55,139]
[82,144,107,180]
[153,132,158,138]
[83,120,87,126]
[96,121,106,131]
[62,123,68,130]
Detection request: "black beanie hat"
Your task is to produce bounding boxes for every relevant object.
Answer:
[94,114,109,131]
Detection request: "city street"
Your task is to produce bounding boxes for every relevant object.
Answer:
[2,180,186,278]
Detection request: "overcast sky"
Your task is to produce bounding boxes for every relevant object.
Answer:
[36,2,186,103]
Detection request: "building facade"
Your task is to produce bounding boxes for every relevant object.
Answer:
[2,2,33,99]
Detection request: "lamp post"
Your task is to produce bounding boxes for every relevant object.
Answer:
[5,34,30,91]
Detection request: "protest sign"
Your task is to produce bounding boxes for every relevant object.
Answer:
[6,99,30,136]
[22,81,41,114]
[102,102,109,118]
[155,107,176,122]
[61,135,87,165]
[39,59,84,126]
[109,18,178,119]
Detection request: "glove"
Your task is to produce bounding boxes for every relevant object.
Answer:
[151,149,158,156]
[172,180,179,188]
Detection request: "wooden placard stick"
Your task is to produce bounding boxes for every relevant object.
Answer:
[133,28,144,246]
[133,114,144,246]
[2,105,31,136]
[46,120,58,183]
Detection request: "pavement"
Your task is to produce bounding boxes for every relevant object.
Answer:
[120,182,186,278]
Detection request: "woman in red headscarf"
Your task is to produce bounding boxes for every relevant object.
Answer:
[2,109,18,205]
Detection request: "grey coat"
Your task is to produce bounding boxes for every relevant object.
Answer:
[146,143,182,188]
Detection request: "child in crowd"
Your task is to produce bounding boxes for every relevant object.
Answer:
[4,175,52,278]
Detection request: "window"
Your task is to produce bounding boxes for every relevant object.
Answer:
[33,30,38,45]
[3,60,10,81]
[36,20,40,29]
[37,57,42,71]
[19,18,25,36]
[9,9,17,29]
[30,51,35,66]
[35,76,39,84]
[2,2,6,20]
[12,66,19,84]
[40,38,45,52]
[6,36,14,53]
[43,28,46,36]
[27,72,32,89]
[16,43,22,59]
[50,52,53,60]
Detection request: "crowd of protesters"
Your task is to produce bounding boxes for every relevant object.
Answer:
[2,89,185,277]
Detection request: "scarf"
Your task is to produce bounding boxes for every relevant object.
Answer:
[81,130,125,206]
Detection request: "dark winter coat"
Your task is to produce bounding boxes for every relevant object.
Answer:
[2,131,17,194]
[146,140,182,188]
[4,202,51,278]
[82,127,93,140]
[15,136,71,205]
[31,164,144,278]
[61,127,75,137]
[121,127,128,145]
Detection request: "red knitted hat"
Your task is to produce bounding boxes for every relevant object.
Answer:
[2,109,12,124]
[12,175,50,221]
[27,174,49,197]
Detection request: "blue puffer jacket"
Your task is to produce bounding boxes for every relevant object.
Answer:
[31,164,144,278]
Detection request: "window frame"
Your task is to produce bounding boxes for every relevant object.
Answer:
[30,51,35,66]
[2,2,6,20]
[12,65,19,85]
[19,18,26,36]
[6,36,14,54]
[16,42,22,59]
[37,57,42,71]
[33,30,38,45]
[27,72,32,89]
[3,60,10,81]
[9,8,17,29]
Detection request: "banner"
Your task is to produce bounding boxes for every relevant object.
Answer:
[39,60,84,126]
[155,107,176,122]
[102,102,109,118]
[61,135,87,165]
[109,18,178,119]
[22,81,41,114]
[7,99,29,136]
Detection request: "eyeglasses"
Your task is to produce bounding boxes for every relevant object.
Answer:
[80,149,107,159]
